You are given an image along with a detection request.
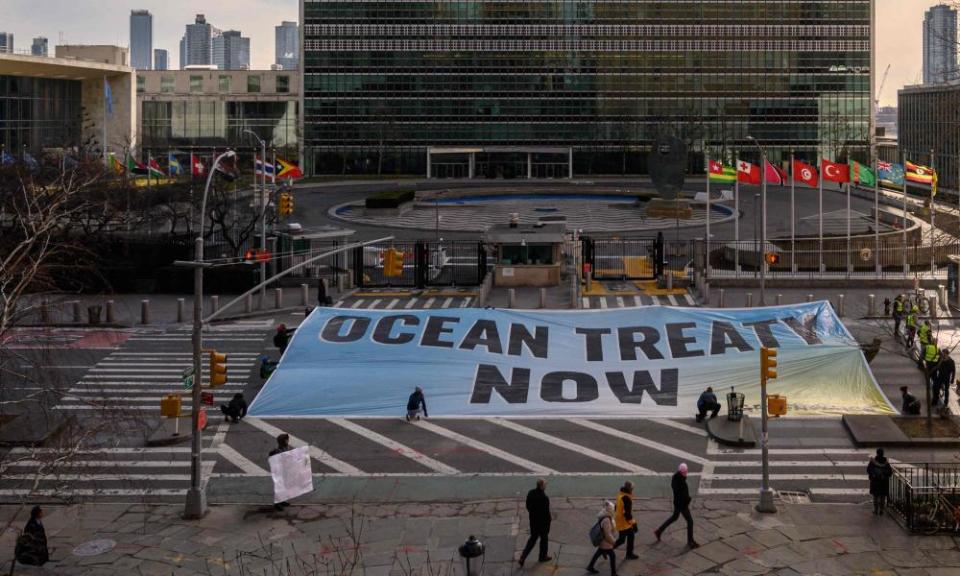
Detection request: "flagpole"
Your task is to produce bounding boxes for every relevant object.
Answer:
[874,159,880,275]
[790,150,795,273]
[846,180,851,278]
[760,148,767,306]
[706,158,711,280]
[102,75,107,166]
[930,148,936,274]
[902,152,908,276]
[735,154,740,274]
[818,161,824,273]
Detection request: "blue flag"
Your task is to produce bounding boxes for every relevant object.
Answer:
[104,78,113,117]
[23,152,39,171]
[878,161,905,187]
[1,151,14,166]
[168,154,183,175]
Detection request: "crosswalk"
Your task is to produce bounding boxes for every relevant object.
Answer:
[582,293,697,309]
[334,296,474,310]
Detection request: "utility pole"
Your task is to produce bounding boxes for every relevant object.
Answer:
[757,347,779,513]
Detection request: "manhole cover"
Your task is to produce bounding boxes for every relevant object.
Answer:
[72,539,116,557]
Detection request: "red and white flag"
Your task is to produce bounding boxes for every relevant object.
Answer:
[765,160,787,186]
[736,160,761,185]
[191,154,205,178]
[792,160,818,188]
[822,159,850,183]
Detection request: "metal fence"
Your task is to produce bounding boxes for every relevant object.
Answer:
[353,240,489,288]
[889,463,960,533]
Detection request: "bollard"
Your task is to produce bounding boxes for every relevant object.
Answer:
[508,288,516,308]
[703,282,710,303]
[40,300,50,324]
[586,272,593,293]
[274,287,283,309]
[837,294,845,318]
[140,299,150,325]
[666,272,674,291]
[539,287,547,309]
[301,283,310,306]
[72,301,82,324]
[746,292,753,308]
[868,294,876,317]
[718,288,725,308]
[807,294,814,303]
[106,300,115,324]
[776,294,782,306]
[245,293,253,313]
[930,295,939,319]
[177,298,185,323]
[211,295,220,316]
[939,285,948,310]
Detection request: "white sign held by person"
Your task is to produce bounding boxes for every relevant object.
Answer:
[268,446,313,504]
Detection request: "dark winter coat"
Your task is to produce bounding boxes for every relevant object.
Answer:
[525,487,551,531]
[227,396,248,418]
[406,390,427,415]
[867,457,893,497]
[15,518,49,566]
[671,471,692,510]
[936,356,956,386]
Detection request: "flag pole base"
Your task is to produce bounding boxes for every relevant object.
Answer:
[756,489,778,514]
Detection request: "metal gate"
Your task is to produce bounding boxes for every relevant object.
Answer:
[582,236,663,280]
[353,240,488,288]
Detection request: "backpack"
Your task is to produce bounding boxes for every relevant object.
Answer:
[589,518,604,547]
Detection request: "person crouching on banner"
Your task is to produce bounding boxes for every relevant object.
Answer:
[273,324,294,356]
[406,387,428,421]
[269,434,294,510]
[900,386,921,415]
[695,387,721,422]
[220,392,247,423]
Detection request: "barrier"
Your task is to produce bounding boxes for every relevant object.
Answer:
[141,299,150,325]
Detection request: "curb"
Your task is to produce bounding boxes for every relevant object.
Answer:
[705,415,757,448]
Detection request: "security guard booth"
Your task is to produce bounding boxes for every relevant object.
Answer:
[484,223,566,287]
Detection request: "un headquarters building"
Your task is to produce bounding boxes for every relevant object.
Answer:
[301,0,874,178]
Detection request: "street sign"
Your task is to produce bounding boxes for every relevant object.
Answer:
[182,367,194,390]
[201,391,215,406]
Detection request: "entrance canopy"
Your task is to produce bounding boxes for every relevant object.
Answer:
[248,302,894,418]
[427,146,572,179]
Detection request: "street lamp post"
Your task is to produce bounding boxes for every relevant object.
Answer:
[748,136,767,306]
[243,130,268,305]
[183,149,236,520]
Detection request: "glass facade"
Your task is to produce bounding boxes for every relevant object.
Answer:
[899,84,960,195]
[140,100,298,149]
[0,75,82,152]
[303,0,873,176]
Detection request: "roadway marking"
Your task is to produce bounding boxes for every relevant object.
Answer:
[1,460,191,469]
[568,419,708,466]
[386,299,399,310]
[633,295,643,307]
[0,489,187,497]
[442,297,454,308]
[711,461,872,468]
[668,295,679,306]
[414,420,556,475]
[369,299,382,309]
[350,300,365,309]
[424,297,436,309]
[599,298,608,309]
[242,418,362,475]
[217,443,271,477]
[684,293,696,306]
[582,297,590,309]
[647,418,709,437]
[651,295,661,305]
[706,474,868,481]
[333,301,344,308]
[405,298,419,309]
[7,447,195,454]
[2,473,189,481]
[460,298,472,308]
[616,297,625,308]
[489,418,653,474]
[327,418,459,475]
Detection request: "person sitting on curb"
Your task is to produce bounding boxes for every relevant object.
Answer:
[219,392,247,423]
[695,387,721,422]
[406,387,428,421]
[900,386,921,415]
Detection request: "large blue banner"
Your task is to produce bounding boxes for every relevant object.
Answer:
[248,302,894,417]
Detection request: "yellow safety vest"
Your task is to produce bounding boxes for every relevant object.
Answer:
[907,313,917,327]
[924,344,940,363]
[614,491,637,531]
[895,300,904,313]
[918,324,931,344]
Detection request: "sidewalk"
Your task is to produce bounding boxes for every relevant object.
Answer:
[2,498,955,575]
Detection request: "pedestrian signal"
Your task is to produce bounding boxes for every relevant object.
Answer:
[764,252,780,265]
[760,347,778,384]
[384,248,404,277]
[208,350,228,387]
[160,394,182,418]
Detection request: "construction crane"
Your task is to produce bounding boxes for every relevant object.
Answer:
[876,64,892,108]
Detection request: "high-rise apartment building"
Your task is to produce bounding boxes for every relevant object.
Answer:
[31,37,48,57]
[275,21,298,71]
[0,33,13,54]
[154,49,168,71]
[214,30,250,70]
[130,9,153,70]
[180,14,218,69]
[301,0,874,177]
[923,4,958,85]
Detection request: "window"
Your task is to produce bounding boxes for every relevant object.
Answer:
[161,76,175,93]
[247,75,261,93]
[276,75,290,93]
[219,75,232,93]
[136,76,145,93]
[189,75,203,93]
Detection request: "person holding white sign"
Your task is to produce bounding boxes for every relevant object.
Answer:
[269,434,294,510]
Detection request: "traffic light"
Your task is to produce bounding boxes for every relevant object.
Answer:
[278,192,294,216]
[384,248,404,277]
[760,347,778,385]
[765,252,780,265]
[208,350,228,387]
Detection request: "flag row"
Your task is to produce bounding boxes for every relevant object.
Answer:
[107,151,303,181]
[708,158,937,194]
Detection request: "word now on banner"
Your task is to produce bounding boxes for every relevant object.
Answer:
[247,302,893,418]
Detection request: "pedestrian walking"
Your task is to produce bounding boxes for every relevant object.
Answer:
[273,324,294,356]
[918,320,932,347]
[586,501,618,576]
[219,392,248,423]
[937,349,955,406]
[923,338,940,386]
[654,463,699,549]
[14,506,49,566]
[900,386,921,415]
[405,386,428,421]
[892,295,904,338]
[317,278,331,307]
[867,448,893,515]
[269,434,294,510]
[613,481,639,559]
[905,304,918,347]
[695,387,721,422]
[518,479,552,566]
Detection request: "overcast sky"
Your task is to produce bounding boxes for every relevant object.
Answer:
[0,0,946,106]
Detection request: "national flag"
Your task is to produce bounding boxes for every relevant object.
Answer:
[821,159,850,183]
[104,79,113,117]
[191,154,205,178]
[1,150,15,166]
[905,161,936,186]
[275,156,304,180]
[708,160,736,184]
[22,152,39,172]
[125,152,148,175]
[109,152,124,174]
[63,154,78,171]
[849,161,876,187]
[792,160,818,188]
[736,160,761,185]
[764,160,787,186]
[168,154,183,175]
[215,155,239,182]
[878,161,905,187]
[255,156,276,177]
[147,156,166,178]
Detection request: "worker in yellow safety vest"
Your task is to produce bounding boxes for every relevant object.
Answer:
[924,339,941,385]
[893,295,905,336]
[905,305,918,346]
[918,321,932,346]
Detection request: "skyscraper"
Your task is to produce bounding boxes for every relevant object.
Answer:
[214,30,250,70]
[31,37,48,57]
[130,10,153,70]
[180,14,218,68]
[275,21,299,71]
[154,49,168,71]
[923,4,958,85]
[0,33,13,54]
